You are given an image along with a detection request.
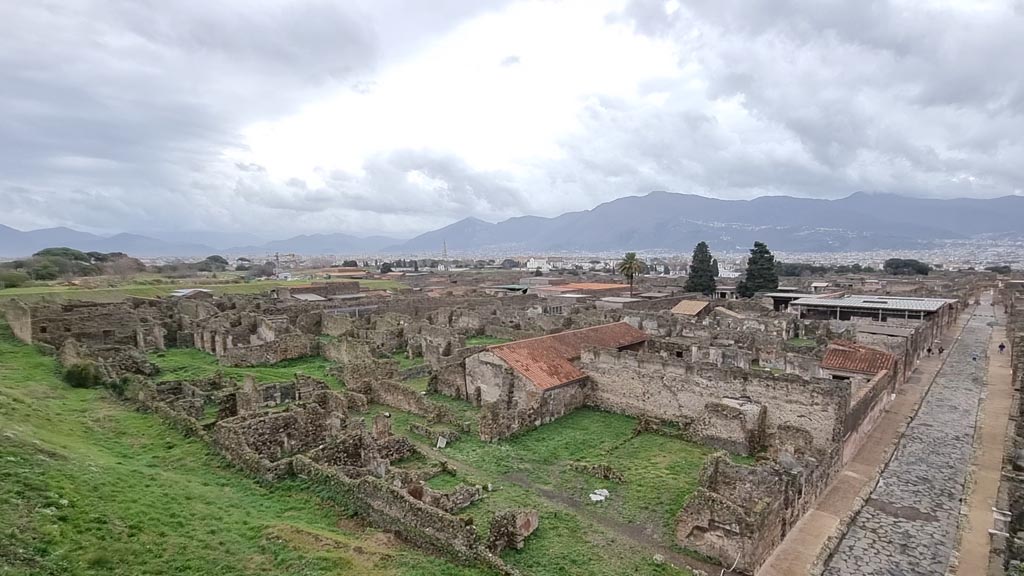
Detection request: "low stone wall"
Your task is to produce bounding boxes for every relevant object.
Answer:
[292,456,517,575]
[399,363,432,381]
[220,333,317,367]
[342,359,400,391]
[371,380,459,425]
[320,337,373,363]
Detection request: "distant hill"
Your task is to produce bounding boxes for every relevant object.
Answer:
[227,233,400,255]
[0,225,216,258]
[6,191,1024,258]
[390,191,1024,254]
[0,224,401,258]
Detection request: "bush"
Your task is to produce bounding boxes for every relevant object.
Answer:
[64,362,103,388]
[0,270,31,288]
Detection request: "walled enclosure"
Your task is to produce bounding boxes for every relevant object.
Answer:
[581,348,850,459]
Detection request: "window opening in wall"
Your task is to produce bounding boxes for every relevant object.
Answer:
[39,325,48,334]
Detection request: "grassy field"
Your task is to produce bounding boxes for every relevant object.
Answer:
[464,336,511,347]
[150,348,341,388]
[372,395,709,574]
[0,322,486,576]
[390,351,425,370]
[0,278,406,303]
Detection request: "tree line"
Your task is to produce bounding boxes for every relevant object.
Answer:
[617,241,779,297]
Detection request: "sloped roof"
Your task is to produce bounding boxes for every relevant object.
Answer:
[489,322,648,390]
[670,300,710,316]
[821,340,896,375]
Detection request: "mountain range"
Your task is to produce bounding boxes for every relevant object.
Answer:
[3,192,1024,258]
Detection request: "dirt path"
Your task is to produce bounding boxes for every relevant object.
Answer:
[758,302,976,576]
[953,300,1013,575]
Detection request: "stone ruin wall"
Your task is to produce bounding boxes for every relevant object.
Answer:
[676,452,833,574]
[841,368,895,465]
[8,299,167,352]
[580,347,849,461]
[220,333,317,367]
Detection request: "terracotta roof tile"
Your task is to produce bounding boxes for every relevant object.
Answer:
[821,340,895,375]
[489,322,648,390]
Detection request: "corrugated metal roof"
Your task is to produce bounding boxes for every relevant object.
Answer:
[790,295,954,312]
[489,322,648,391]
[854,323,915,337]
[670,300,710,316]
[822,340,896,375]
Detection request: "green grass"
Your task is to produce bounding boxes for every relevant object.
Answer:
[390,351,425,370]
[0,278,406,303]
[370,402,704,574]
[405,376,430,393]
[0,321,485,576]
[786,337,817,348]
[464,336,512,347]
[149,348,341,388]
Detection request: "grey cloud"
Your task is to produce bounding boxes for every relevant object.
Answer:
[2,0,1023,240]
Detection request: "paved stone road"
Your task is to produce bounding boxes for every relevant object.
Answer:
[824,303,993,576]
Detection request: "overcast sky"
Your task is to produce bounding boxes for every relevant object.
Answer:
[2,0,1023,241]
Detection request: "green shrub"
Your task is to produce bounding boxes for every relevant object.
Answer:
[64,362,103,388]
[0,270,30,289]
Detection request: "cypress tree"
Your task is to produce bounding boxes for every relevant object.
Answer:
[737,241,779,297]
[684,241,716,295]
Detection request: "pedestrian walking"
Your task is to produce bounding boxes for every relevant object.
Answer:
[999,342,1006,354]
[972,352,978,362]
[927,347,933,356]
[938,346,944,355]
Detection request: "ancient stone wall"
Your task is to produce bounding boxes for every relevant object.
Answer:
[676,453,831,574]
[17,300,166,351]
[581,348,849,458]
[220,333,317,367]
[212,404,343,480]
[841,368,895,464]
[478,382,588,441]
[369,380,459,425]
[291,457,514,574]
[320,337,373,364]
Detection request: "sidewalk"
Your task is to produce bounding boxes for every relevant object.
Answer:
[758,305,975,576]
[953,303,1012,575]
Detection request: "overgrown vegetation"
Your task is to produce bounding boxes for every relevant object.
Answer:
[150,348,340,388]
[390,351,425,370]
[374,400,709,574]
[0,321,486,576]
[883,258,932,276]
[63,361,103,388]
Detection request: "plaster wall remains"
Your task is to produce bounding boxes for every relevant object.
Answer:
[220,333,316,367]
[581,348,849,458]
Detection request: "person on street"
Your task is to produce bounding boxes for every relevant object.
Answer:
[999,342,1006,354]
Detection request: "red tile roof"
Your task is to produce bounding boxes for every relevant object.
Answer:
[489,322,648,390]
[821,340,896,375]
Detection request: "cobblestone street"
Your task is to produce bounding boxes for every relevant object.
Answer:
[824,302,993,576]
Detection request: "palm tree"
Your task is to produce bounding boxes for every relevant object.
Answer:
[617,252,643,296]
